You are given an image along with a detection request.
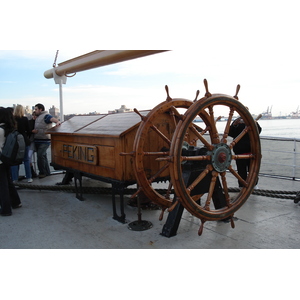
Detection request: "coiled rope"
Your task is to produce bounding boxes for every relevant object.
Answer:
[14,182,299,201]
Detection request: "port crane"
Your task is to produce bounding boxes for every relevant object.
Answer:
[261,106,272,119]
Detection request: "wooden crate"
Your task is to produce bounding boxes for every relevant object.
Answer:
[47,109,182,183]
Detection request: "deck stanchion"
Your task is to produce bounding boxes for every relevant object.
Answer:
[128,196,153,231]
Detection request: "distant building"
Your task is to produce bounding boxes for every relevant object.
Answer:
[88,111,101,115]
[24,105,32,116]
[108,105,133,114]
[49,105,60,119]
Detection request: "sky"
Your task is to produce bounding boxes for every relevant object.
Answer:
[1,1,300,119]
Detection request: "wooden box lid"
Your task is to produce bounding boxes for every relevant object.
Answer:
[47,110,150,137]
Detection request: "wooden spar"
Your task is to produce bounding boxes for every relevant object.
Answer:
[44,50,169,79]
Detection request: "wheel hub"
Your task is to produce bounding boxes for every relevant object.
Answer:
[210,143,232,172]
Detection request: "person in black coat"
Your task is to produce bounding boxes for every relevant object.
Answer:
[229,114,262,188]
[0,107,22,216]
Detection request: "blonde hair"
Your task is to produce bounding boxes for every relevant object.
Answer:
[13,104,25,118]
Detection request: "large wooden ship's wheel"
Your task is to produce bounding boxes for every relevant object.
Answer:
[168,80,261,234]
[132,80,261,234]
[132,86,197,217]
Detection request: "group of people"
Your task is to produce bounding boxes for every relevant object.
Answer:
[0,104,60,216]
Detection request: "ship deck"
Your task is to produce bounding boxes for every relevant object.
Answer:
[1,172,299,249]
[2,171,298,299]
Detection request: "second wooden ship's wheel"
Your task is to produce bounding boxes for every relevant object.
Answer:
[132,86,197,218]
[168,80,261,235]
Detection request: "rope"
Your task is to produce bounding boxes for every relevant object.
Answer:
[14,182,299,201]
[251,190,297,200]
[228,187,297,200]
[53,50,59,67]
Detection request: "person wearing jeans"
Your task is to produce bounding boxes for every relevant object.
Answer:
[32,103,61,178]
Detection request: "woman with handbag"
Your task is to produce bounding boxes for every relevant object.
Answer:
[10,105,32,183]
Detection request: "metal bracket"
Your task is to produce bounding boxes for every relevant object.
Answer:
[111,182,126,223]
[74,171,84,201]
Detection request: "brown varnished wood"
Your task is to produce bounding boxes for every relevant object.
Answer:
[48,111,150,182]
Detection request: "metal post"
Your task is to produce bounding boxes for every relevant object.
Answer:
[53,69,67,122]
[293,139,296,180]
[59,80,64,121]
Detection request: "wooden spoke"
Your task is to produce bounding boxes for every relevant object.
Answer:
[207,105,220,144]
[150,123,171,146]
[168,106,183,129]
[228,165,248,187]
[181,155,211,162]
[148,162,170,184]
[232,154,254,160]
[169,105,183,119]
[186,164,213,194]
[221,107,235,143]
[220,171,232,208]
[159,208,166,221]
[155,156,172,162]
[198,220,205,236]
[130,186,143,199]
[229,126,250,150]
[143,151,169,156]
[203,171,218,210]
[169,108,179,128]
[189,124,214,150]
[165,181,173,200]
[168,198,179,212]
[188,123,207,145]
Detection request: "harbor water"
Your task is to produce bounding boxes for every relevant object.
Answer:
[215,118,300,139]
[250,118,300,139]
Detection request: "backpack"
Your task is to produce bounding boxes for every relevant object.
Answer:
[0,125,26,166]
